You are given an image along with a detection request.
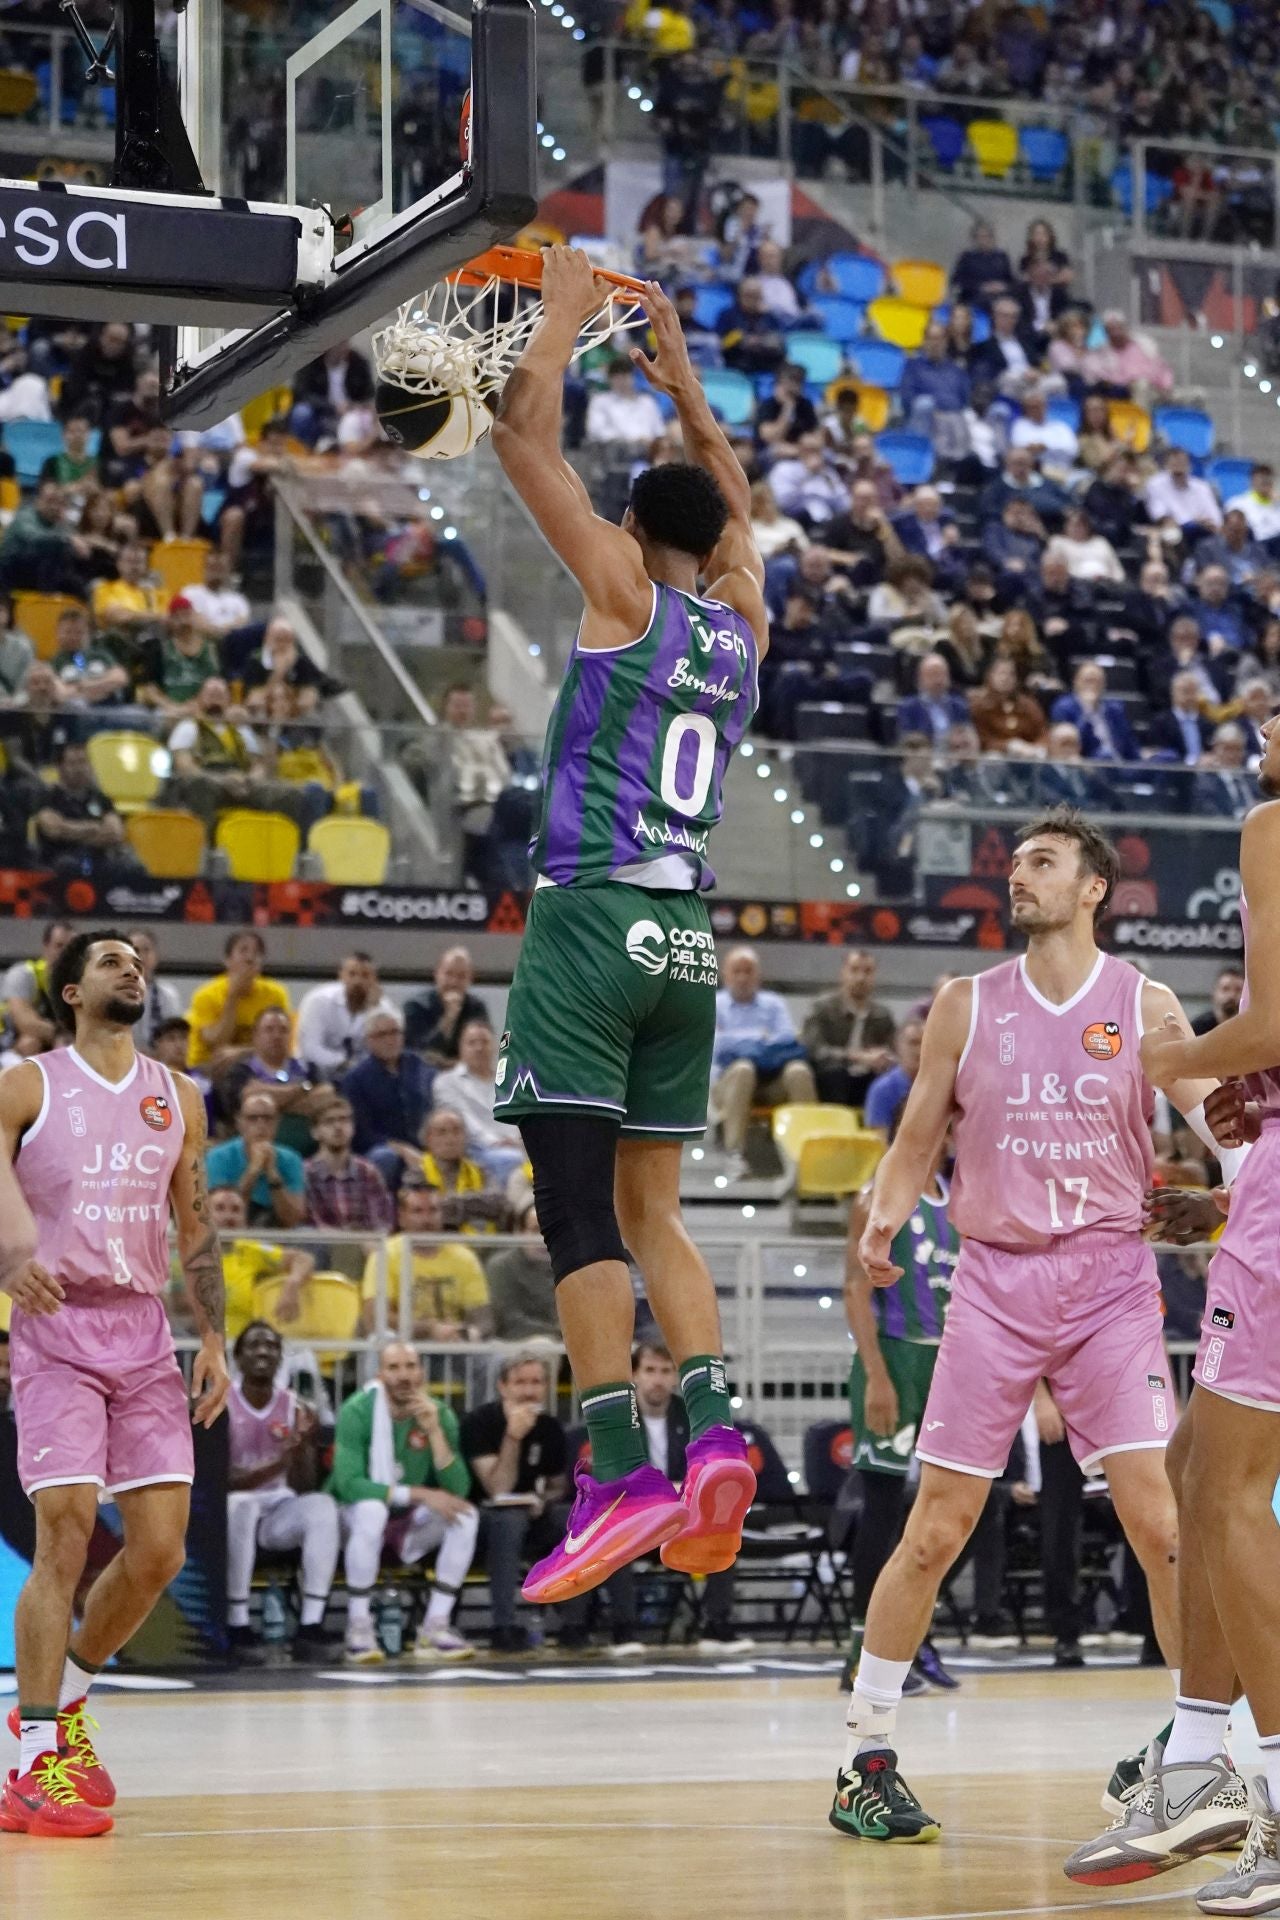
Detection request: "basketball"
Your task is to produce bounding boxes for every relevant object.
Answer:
[459,87,472,166]
[375,374,495,458]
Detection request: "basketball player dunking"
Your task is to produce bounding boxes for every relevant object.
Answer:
[1066,722,1280,1913]
[0,930,228,1838]
[829,808,1242,1845]
[490,248,766,1602]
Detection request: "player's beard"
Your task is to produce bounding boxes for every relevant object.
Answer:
[103,995,145,1026]
[1259,766,1280,798]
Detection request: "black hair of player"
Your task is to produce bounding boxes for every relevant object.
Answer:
[1017,805,1119,921]
[49,927,136,1024]
[233,1318,283,1363]
[628,462,729,562]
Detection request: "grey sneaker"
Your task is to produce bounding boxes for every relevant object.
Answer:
[412,1623,475,1662]
[1198,1777,1280,1914]
[344,1620,385,1665]
[1065,1742,1249,1886]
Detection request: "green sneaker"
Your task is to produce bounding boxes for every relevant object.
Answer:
[1103,1720,1174,1817]
[829,1749,941,1843]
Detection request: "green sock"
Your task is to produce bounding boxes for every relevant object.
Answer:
[679,1354,733,1441]
[581,1382,647,1484]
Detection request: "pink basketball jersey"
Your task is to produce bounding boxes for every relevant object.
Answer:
[227,1381,296,1493]
[1238,892,1280,1116]
[16,1044,185,1296]
[949,952,1154,1250]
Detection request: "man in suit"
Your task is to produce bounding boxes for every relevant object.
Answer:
[1037,722,1115,809]
[1027,550,1094,671]
[1195,723,1258,819]
[897,652,970,745]
[1146,669,1217,763]
[1147,614,1234,710]
[1015,257,1074,354]
[967,296,1040,397]
[801,949,897,1108]
[1050,661,1140,762]
[892,484,962,589]
[977,445,1071,530]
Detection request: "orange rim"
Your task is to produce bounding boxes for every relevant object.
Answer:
[451,244,647,296]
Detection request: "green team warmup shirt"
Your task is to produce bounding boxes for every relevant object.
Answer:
[326,1389,471,1503]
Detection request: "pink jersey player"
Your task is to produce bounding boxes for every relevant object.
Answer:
[227,1378,297,1497]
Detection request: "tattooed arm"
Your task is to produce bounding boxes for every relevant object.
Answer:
[170,1074,230,1427]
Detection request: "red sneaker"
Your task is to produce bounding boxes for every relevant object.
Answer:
[6,1703,115,1809]
[0,1754,114,1837]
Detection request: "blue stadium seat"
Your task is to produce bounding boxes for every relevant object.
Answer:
[1019,126,1069,183]
[700,368,756,426]
[970,308,991,343]
[3,420,66,488]
[824,254,886,304]
[1207,456,1254,501]
[1047,393,1081,431]
[807,296,864,343]
[919,114,966,171]
[1111,162,1173,218]
[786,334,844,385]
[874,431,934,485]
[849,341,905,390]
[691,284,733,330]
[1154,407,1215,458]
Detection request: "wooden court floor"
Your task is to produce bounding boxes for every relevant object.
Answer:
[0,1666,1249,1920]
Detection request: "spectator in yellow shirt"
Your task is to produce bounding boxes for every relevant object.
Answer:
[360,1184,493,1340]
[210,1185,314,1339]
[91,539,164,632]
[187,929,291,1069]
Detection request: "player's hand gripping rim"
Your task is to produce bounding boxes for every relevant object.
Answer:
[191,1338,230,1428]
[857,1219,904,1288]
[2,1259,64,1316]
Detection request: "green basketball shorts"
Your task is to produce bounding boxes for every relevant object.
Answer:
[848,1337,940,1477]
[495,882,718,1140]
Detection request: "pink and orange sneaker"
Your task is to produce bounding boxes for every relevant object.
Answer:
[0,1753,114,1838]
[522,1461,688,1605]
[7,1702,115,1810]
[661,1426,756,1576]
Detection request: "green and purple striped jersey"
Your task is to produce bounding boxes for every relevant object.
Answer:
[874,1182,956,1343]
[530,581,758,890]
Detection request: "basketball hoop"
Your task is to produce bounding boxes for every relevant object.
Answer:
[372,246,648,460]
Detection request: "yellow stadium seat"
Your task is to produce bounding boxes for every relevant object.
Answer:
[240,385,294,442]
[252,1271,361,1370]
[843,382,890,431]
[215,808,300,882]
[892,259,947,309]
[0,69,38,117]
[87,730,168,811]
[1107,399,1152,453]
[772,1103,886,1199]
[12,591,88,661]
[148,538,210,599]
[126,807,207,878]
[0,477,18,513]
[307,814,391,884]
[867,296,932,350]
[967,118,1019,179]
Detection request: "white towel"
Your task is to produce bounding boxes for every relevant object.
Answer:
[367,1380,398,1488]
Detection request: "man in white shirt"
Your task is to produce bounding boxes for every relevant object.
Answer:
[1010,385,1078,482]
[755,239,801,321]
[1144,446,1222,532]
[768,431,852,527]
[585,357,665,451]
[182,549,251,636]
[1225,462,1280,544]
[296,954,400,1079]
[431,1019,525,1182]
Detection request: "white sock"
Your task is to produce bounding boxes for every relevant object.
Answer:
[424,1591,453,1628]
[228,1600,250,1630]
[843,1650,912,1768]
[300,1596,326,1628]
[19,1717,59,1775]
[1260,1737,1280,1812]
[58,1654,95,1712]
[347,1594,372,1630]
[1163,1696,1231,1766]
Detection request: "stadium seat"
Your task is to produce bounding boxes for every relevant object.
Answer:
[252,1270,361,1363]
[867,296,932,351]
[0,69,38,117]
[967,119,1019,178]
[3,419,64,489]
[126,807,207,878]
[1153,406,1216,458]
[1019,125,1069,183]
[1111,161,1173,218]
[807,295,864,343]
[1207,456,1254,500]
[86,730,168,811]
[1047,393,1082,431]
[307,815,391,884]
[919,114,966,171]
[1107,400,1152,453]
[149,538,211,598]
[892,259,947,309]
[848,340,905,390]
[848,383,890,431]
[11,591,87,660]
[215,809,301,882]
[691,283,733,330]
[786,334,844,385]
[0,477,17,513]
[824,253,886,304]
[970,308,992,344]
[240,385,294,441]
[772,1104,885,1199]
[874,430,935,485]
[700,367,756,426]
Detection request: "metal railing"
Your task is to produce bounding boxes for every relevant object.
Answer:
[0,19,117,147]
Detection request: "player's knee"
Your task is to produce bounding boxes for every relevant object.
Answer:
[520,1114,625,1283]
[128,1531,187,1594]
[903,1498,980,1577]
[35,1505,95,1585]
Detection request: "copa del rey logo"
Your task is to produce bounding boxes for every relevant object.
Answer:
[0,199,127,271]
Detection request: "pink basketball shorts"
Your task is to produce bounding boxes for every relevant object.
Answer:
[916,1228,1171,1478]
[1196,1127,1280,1412]
[10,1289,194,1498]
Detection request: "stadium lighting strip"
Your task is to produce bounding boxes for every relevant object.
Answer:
[625,82,656,116]
[1238,352,1280,406]
[738,738,862,901]
[536,0,580,159]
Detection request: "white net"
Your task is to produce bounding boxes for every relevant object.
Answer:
[371,267,646,404]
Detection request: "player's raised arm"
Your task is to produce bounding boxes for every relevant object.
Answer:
[0,1061,55,1309]
[169,1072,230,1427]
[493,246,653,635]
[631,282,768,651]
[1141,801,1280,1088]
[858,980,970,1286]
